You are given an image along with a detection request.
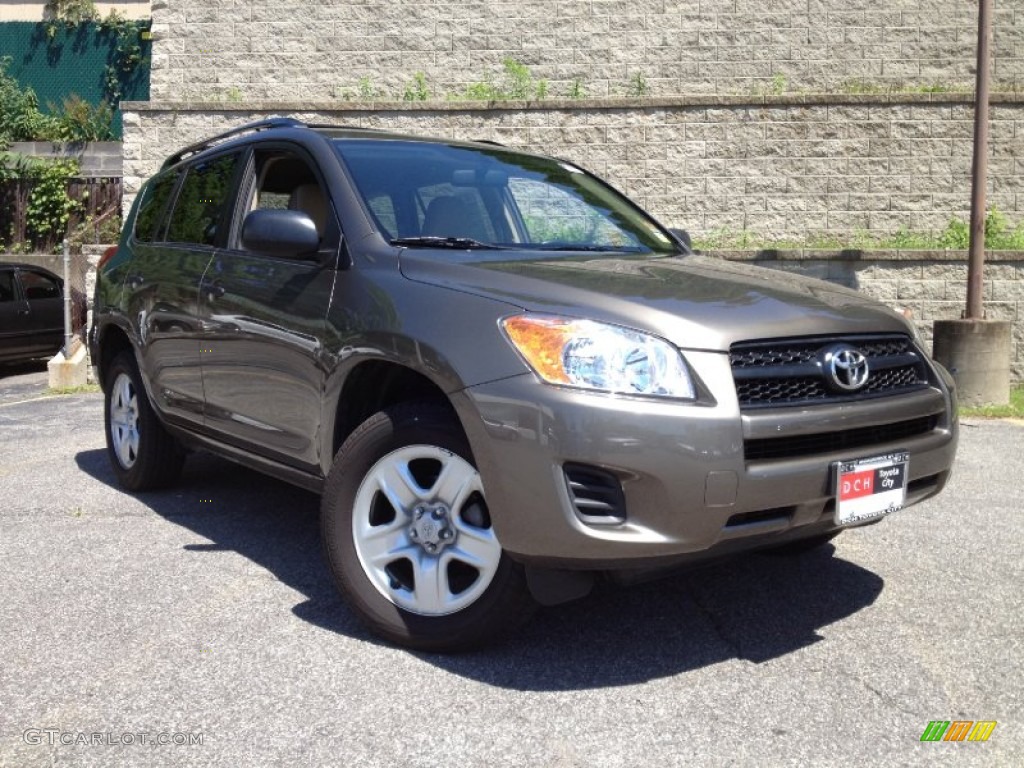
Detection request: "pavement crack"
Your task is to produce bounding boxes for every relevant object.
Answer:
[835,668,924,718]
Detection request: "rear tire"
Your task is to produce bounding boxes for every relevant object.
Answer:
[321,401,535,651]
[104,350,184,491]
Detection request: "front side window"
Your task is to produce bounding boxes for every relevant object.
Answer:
[19,270,61,301]
[333,139,678,255]
[0,270,15,302]
[166,152,242,246]
[241,149,334,244]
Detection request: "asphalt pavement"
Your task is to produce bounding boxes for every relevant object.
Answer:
[0,364,1020,767]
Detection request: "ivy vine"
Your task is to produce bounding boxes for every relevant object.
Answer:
[0,151,81,252]
[42,0,149,104]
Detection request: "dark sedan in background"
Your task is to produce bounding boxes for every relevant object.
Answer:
[0,263,84,365]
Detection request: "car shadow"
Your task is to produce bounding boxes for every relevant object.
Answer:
[75,448,884,691]
[0,359,49,380]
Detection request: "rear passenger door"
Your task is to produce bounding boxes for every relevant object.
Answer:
[122,150,243,428]
[196,144,338,469]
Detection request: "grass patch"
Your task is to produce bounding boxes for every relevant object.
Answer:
[44,383,101,396]
[959,385,1024,419]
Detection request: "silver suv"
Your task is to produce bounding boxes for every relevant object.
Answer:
[91,119,958,650]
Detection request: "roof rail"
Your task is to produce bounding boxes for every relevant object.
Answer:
[160,117,305,170]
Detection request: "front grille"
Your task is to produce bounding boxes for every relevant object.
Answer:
[731,334,929,408]
[744,414,940,461]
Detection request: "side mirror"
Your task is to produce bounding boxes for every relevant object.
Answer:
[669,228,693,252]
[241,209,320,258]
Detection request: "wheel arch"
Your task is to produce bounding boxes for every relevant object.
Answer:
[94,322,135,392]
[325,359,461,470]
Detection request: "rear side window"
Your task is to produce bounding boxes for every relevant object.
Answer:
[165,153,242,246]
[134,172,178,242]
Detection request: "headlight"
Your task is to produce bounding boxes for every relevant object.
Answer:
[501,314,696,399]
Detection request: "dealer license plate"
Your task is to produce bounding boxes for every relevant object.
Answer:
[833,452,909,526]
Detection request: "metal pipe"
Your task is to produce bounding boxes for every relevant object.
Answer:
[63,238,72,357]
[966,0,993,320]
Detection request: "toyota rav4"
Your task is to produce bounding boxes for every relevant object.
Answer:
[91,118,958,650]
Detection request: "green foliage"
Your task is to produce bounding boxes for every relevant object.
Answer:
[458,59,549,101]
[568,78,586,99]
[99,12,148,104]
[959,385,1024,419]
[53,94,115,141]
[0,151,81,250]
[25,157,81,243]
[44,0,99,27]
[984,206,1024,249]
[503,58,533,99]
[938,217,970,249]
[70,209,122,251]
[402,72,430,102]
[627,71,649,97]
[358,76,378,100]
[0,57,61,143]
[839,79,969,95]
[693,209,1024,252]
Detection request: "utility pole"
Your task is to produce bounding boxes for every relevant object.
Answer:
[933,0,1011,406]
[966,0,992,319]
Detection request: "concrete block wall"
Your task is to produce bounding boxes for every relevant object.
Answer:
[149,0,1024,101]
[8,142,124,178]
[121,96,1024,242]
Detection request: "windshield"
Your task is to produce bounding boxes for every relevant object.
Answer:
[333,139,679,255]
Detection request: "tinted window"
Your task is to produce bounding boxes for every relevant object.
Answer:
[0,270,14,302]
[19,270,61,301]
[134,172,178,242]
[166,153,241,246]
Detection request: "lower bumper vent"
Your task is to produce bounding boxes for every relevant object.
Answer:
[563,464,626,524]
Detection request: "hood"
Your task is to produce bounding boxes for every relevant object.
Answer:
[399,251,914,352]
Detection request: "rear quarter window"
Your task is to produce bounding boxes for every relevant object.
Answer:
[134,172,178,242]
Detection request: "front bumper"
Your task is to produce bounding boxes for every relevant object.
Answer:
[452,350,957,569]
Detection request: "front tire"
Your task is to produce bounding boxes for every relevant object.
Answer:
[321,402,535,651]
[104,351,184,491]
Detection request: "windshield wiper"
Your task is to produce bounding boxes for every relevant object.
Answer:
[533,243,642,252]
[391,236,501,250]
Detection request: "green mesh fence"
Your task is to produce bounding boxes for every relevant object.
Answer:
[0,20,151,138]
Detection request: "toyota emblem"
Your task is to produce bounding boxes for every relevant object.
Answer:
[823,344,870,392]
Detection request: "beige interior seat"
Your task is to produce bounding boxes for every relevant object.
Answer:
[288,184,327,237]
[421,196,487,241]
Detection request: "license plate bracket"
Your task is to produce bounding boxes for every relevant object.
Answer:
[833,452,909,526]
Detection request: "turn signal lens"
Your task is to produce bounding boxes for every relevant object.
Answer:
[501,314,696,399]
